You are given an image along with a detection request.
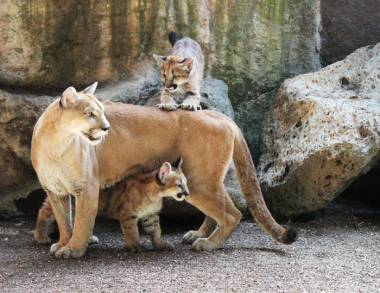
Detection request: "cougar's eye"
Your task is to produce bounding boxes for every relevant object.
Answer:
[86,112,95,118]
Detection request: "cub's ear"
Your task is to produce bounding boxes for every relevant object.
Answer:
[60,86,80,108]
[158,162,172,184]
[173,157,183,169]
[181,58,193,71]
[153,54,167,64]
[82,82,98,95]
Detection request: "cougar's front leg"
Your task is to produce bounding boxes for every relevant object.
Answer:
[180,90,202,111]
[157,89,178,111]
[53,182,99,259]
[47,192,72,255]
[34,197,55,244]
[141,214,174,251]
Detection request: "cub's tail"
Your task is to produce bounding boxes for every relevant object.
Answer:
[168,32,180,47]
[233,129,297,244]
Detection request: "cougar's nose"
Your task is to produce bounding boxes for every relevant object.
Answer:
[183,186,190,196]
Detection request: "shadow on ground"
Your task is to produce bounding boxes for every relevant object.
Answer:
[0,199,379,292]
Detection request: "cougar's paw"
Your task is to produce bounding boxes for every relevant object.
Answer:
[34,232,52,245]
[180,101,202,111]
[89,235,99,245]
[157,102,178,111]
[54,246,86,259]
[191,238,217,252]
[154,240,174,251]
[50,242,64,255]
[125,244,142,253]
[183,230,202,244]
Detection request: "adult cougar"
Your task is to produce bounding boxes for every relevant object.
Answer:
[31,83,296,258]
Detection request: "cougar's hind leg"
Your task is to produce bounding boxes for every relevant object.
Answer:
[119,206,142,253]
[185,186,242,251]
[182,216,216,244]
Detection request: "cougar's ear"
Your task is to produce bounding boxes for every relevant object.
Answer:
[82,82,98,95]
[60,86,80,108]
[158,162,172,184]
[173,157,183,169]
[153,54,166,65]
[181,58,193,71]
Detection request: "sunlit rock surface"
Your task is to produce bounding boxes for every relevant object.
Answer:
[259,44,380,217]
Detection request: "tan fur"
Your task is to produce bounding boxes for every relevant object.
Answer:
[35,162,189,252]
[31,84,296,258]
[154,35,204,111]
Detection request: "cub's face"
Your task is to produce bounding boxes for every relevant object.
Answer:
[153,55,193,93]
[157,159,189,201]
[59,83,110,146]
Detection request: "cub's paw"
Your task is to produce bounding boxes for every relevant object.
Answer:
[34,232,52,245]
[180,101,202,111]
[191,238,217,252]
[157,102,178,111]
[183,230,202,244]
[154,240,174,251]
[125,244,142,253]
[53,246,86,259]
[89,235,99,245]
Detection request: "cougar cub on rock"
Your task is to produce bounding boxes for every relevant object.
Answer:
[154,32,204,111]
[34,158,189,252]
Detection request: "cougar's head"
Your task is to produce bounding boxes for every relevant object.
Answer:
[58,82,110,145]
[156,157,190,201]
[153,54,193,93]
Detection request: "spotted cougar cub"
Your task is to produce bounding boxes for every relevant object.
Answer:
[34,158,189,252]
[153,32,204,111]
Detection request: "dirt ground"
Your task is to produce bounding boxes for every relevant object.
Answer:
[0,199,379,292]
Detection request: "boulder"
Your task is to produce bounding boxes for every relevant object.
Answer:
[0,78,245,217]
[258,44,380,218]
[321,0,380,65]
[235,90,277,164]
[0,92,51,214]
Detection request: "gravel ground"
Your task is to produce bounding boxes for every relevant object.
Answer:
[0,200,379,292]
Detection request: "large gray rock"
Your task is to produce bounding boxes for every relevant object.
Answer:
[235,90,277,164]
[258,44,380,218]
[321,0,380,65]
[0,78,245,217]
[0,92,51,214]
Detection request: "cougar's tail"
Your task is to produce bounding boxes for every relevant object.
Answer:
[233,129,297,244]
[168,32,180,46]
